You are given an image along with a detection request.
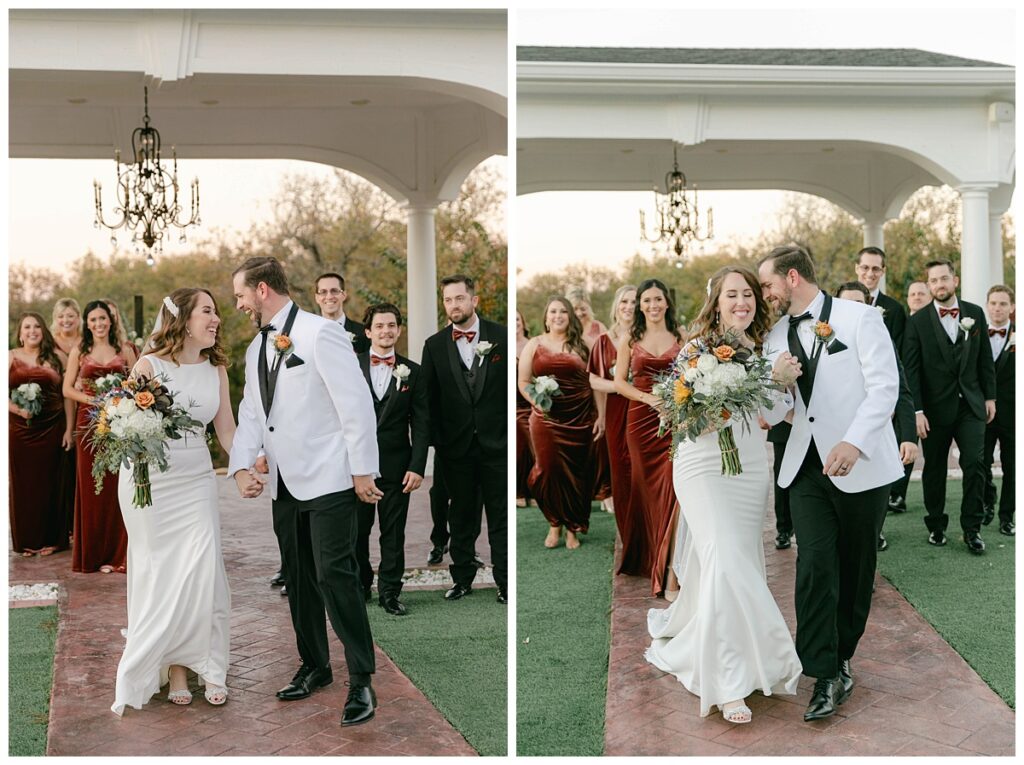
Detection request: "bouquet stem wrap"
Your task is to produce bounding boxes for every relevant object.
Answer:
[132,461,153,508]
[717,427,742,476]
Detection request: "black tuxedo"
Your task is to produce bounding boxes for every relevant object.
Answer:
[873,291,907,356]
[903,300,996,535]
[420,317,508,591]
[354,351,429,595]
[342,316,371,355]
[984,324,1015,524]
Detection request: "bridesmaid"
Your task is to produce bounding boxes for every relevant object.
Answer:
[589,284,650,574]
[519,297,602,549]
[568,289,608,351]
[9,313,73,557]
[102,297,140,356]
[515,309,534,508]
[51,297,83,356]
[63,300,138,573]
[614,278,684,598]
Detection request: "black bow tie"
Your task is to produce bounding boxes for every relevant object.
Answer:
[789,311,813,326]
[259,324,276,335]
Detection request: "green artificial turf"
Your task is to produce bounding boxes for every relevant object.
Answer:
[8,606,59,756]
[876,478,1015,707]
[366,588,507,756]
[516,505,616,756]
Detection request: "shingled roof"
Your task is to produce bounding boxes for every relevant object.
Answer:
[517,47,1011,68]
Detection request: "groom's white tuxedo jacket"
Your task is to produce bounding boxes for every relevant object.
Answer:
[763,292,904,493]
[228,301,380,501]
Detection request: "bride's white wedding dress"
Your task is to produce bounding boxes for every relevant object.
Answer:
[646,402,801,717]
[111,356,231,716]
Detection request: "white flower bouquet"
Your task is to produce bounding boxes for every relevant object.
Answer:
[525,374,562,415]
[11,382,43,419]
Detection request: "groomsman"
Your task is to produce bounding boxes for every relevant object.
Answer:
[420,275,508,604]
[314,272,371,354]
[355,303,430,616]
[983,285,1015,536]
[902,259,996,553]
[854,247,907,351]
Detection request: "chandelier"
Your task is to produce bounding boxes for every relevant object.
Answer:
[93,87,200,265]
[639,143,713,264]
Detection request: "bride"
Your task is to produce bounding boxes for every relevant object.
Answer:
[645,266,803,724]
[111,288,255,715]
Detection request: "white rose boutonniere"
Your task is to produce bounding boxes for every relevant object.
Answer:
[476,340,494,357]
[393,363,411,383]
[347,331,357,343]
[876,305,886,318]
[959,317,975,333]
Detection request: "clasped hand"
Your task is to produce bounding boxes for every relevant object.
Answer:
[772,352,802,387]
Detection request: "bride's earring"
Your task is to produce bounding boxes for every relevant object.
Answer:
[186,327,193,338]
[715,310,720,326]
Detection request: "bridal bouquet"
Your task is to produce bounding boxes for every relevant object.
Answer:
[525,375,562,415]
[87,374,203,507]
[11,382,43,420]
[653,331,782,475]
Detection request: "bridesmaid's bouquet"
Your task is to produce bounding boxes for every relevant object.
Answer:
[86,374,203,508]
[653,331,782,475]
[11,383,43,420]
[526,375,562,415]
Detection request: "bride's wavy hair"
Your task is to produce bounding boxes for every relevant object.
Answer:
[148,288,230,367]
[688,266,772,349]
[543,296,589,362]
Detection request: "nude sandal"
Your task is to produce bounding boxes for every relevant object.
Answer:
[204,686,228,706]
[167,688,193,705]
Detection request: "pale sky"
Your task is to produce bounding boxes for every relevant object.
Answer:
[516,6,1017,281]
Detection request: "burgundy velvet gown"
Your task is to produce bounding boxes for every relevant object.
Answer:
[626,341,682,595]
[527,345,597,533]
[9,359,71,554]
[589,333,647,575]
[72,354,129,573]
[516,360,534,500]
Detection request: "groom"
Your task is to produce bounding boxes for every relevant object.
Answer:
[229,256,383,726]
[758,245,904,722]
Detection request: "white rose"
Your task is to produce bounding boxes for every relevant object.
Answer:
[393,363,411,382]
[683,367,702,383]
[876,306,886,317]
[959,317,975,331]
[115,397,138,417]
[476,341,495,357]
[696,354,718,374]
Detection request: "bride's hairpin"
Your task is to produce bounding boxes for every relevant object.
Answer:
[163,296,180,318]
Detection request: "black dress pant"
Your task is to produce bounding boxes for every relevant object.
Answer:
[920,399,986,535]
[272,476,375,680]
[889,459,914,503]
[429,457,451,550]
[772,443,792,535]
[439,437,508,591]
[789,443,888,679]
[356,477,410,596]
[984,423,1015,525]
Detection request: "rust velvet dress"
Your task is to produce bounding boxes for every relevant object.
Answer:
[589,333,646,574]
[626,341,682,595]
[9,359,71,554]
[516,368,534,501]
[72,354,130,573]
[527,345,597,533]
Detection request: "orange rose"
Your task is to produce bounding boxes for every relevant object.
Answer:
[134,391,156,409]
[687,356,699,368]
[673,379,691,405]
[273,334,293,352]
[109,396,122,407]
[721,408,731,421]
[713,344,735,362]
[814,321,833,339]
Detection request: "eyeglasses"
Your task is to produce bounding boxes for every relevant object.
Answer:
[316,288,343,297]
[856,265,884,274]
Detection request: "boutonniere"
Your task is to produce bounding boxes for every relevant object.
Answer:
[476,341,494,358]
[272,333,294,360]
[876,306,886,318]
[393,363,411,383]
[347,331,357,344]
[959,317,975,333]
[813,321,847,354]
[1009,332,1016,350]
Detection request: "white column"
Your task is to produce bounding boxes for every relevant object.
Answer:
[958,185,994,306]
[405,205,438,363]
[989,213,1005,287]
[862,219,886,291]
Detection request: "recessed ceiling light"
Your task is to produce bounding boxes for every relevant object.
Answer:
[715,149,728,154]
[621,149,634,154]
[67,98,87,104]
[822,147,835,153]
[200,99,220,106]
[350,99,371,106]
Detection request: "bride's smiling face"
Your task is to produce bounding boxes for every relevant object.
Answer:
[717,272,756,333]
[186,291,221,349]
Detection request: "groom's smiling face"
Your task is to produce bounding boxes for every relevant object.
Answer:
[232,273,266,328]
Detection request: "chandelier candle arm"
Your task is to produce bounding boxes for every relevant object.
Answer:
[638,142,713,264]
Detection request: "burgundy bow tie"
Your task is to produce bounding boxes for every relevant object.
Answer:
[938,306,960,319]
[989,327,1008,338]
[370,354,395,367]
[452,328,476,342]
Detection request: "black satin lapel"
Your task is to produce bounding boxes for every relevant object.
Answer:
[471,323,489,402]
[378,369,401,423]
[787,323,813,407]
[927,306,956,369]
[446,334,474,404]
[266,303,300,412]
[258,333,271,418]
[996,324,1013,374]
[359,353,373,390]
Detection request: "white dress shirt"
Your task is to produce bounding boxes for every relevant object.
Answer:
[934,299,961,343]
[454,316,481,369]
[369,350,395,400]
[989,322,1010,361]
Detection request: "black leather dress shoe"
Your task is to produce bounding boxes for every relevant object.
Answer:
[280,584,288,597]
[964,532,985,555]
[363,588,373,603]
[888,495,907,513]
[999,521,1015,536]
[983,505,996,526]
[427,545,447,565]
[928,530,946,546]
[877,534,888,552]
[804,677,847,721]
[277,664,333,700]
[496,588,508,604]
[270,571,286,587]
[473,552,485,568]
[341,683,377,726]
[379,593,407,616]
[444,583,472,601]
[839,660,854,697]
[775,530,793,550]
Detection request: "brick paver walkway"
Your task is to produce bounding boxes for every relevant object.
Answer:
[603,486,1015,755]
[10,476,480,756]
